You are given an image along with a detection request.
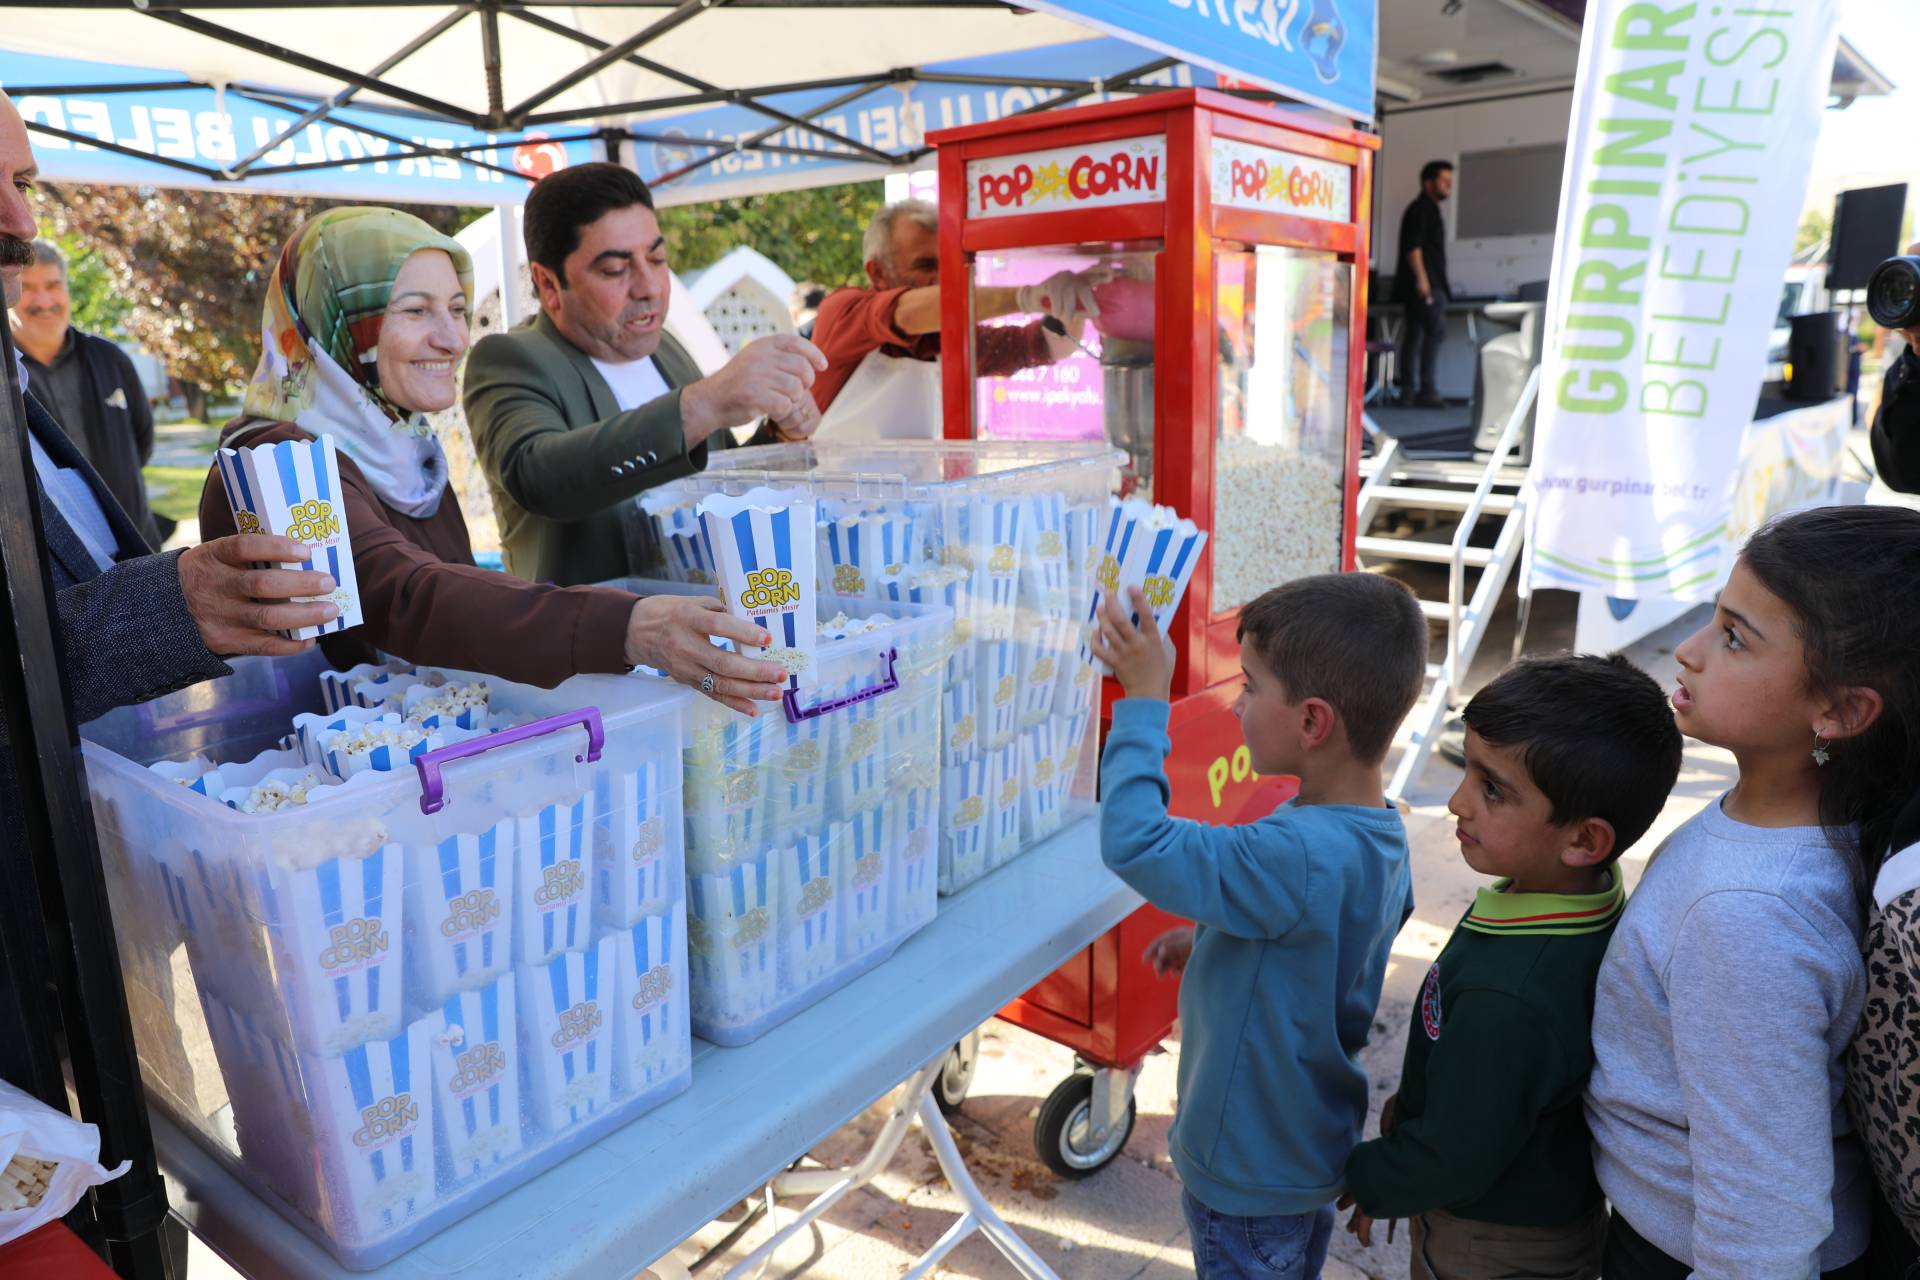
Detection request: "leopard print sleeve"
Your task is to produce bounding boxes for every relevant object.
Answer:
[1849,888,1920,1242]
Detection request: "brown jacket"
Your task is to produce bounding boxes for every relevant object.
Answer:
[198,418,636,688]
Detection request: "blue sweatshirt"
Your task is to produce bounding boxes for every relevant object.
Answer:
[1100,698,1413,1216]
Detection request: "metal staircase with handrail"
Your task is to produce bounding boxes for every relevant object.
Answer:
[1359,367,1540,801]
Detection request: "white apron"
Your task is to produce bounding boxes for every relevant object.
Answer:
[815,348,944,442]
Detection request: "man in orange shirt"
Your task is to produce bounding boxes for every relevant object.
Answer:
[807,199,1103,439]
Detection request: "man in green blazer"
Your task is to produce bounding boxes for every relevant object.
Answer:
[465,163,825,586]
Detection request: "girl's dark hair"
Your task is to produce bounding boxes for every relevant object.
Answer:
[1742,505,1920,887]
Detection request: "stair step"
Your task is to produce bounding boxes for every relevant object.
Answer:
[1354,536,1493,568]
[1419,599,1469,622]
[1365,485,1517,514]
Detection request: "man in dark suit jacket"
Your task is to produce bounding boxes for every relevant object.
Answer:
[12,239,163,548]
[464,163,826,587]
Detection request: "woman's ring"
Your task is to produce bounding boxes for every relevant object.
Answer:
[699,674,716,695]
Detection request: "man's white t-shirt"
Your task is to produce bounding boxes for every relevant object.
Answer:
[589,355,671,413]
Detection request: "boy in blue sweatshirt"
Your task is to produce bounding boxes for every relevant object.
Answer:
[1090,572,1429,1280]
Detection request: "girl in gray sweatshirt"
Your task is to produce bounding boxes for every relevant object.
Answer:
[1585,506,1920,1280]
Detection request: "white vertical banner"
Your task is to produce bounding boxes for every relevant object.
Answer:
[1525,0,1841,602]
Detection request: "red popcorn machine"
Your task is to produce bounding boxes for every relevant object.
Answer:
[928,88,1375,1174]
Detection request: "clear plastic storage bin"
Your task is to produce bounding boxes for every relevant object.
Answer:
[617,586,951,1045]
[640,440,1117,897]
[80,655,693,1270]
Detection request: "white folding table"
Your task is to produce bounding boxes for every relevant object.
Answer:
[154,816,1139,1279]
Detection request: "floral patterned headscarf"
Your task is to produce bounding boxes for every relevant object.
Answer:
[245,207,474,518]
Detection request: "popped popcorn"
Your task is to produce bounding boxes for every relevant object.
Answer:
[238,773,326,813]
[1213,436,1344,611]
[406,680,489,721]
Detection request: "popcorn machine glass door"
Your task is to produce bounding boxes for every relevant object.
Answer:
[968,243,1161,496]
[1211,245,1352,612]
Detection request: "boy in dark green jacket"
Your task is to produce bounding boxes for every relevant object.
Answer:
[1340,654,1682,1280]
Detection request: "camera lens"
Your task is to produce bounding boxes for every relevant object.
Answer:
[1868,256,1920,329]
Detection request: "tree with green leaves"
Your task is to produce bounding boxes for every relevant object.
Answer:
[658,181,883,287]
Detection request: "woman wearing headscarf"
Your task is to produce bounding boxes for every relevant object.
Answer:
[199,207,781,713]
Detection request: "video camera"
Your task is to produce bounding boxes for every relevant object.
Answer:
[1868,256,1920,329]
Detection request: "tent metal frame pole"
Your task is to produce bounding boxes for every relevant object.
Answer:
[225,87,541,180]
[505,8,894,161]
[225,3,477,177]
[651,77,885,186]
[480,0,507,124]
[0,331,169,1280]
[23,0,1013,7]
[503,0,720,122]
[147,8,489,125]
[1007,54,1180,116]
[516,68,891,124]
[20,120,229,179]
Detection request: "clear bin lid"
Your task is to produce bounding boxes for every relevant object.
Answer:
[685,439,1123,500]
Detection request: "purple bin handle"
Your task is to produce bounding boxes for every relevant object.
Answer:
[414,708,604,815]
[782,648,898,723]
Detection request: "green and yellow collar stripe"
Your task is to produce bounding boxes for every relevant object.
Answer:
[1460,873,1625,937]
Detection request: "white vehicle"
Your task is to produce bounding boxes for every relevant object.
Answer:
[1766,256,1832,384]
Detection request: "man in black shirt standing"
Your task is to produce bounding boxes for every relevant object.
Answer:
[1392,159,1454,409]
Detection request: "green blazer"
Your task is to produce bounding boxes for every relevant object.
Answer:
[464,313,734,587]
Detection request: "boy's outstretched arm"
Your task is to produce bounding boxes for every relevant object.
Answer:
[1095,590,1309,938]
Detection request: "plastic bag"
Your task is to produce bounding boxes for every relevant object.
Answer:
[0,1078,130,1247]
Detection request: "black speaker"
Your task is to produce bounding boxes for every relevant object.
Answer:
[1830,183,1909,292]
[1786,312,1845,401]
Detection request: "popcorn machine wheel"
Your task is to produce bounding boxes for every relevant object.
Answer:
[930,89,1375,1176]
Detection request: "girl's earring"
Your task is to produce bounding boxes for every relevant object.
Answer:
[1811,732,1831,767]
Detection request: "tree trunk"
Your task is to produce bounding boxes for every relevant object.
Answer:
[183,382,209,423]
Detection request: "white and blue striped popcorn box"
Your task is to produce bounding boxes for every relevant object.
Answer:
[401,680,492,734]
[1056,710,1094,789]
[828,692,885,818]
[879,562,975,652]
[307,1016,438,1236]
[778,830,840,993]
[1015,616,1073,732]
[939,759,991,895]
[215,432,362,640]
[687,853,778,1033]
[1085,499,1208,675]
[427,972,522,1179]
[884,684,939,777]
[768,756,827,830]
[943,677,979,765]
[684,760,775,875]
[613,905,690,1094]
[977,639,1021,751]
[406,820,513,1005]
[964,497,1024,642]
[1053,643,1099,721]
[518,934,618,1133]
[292,705,393,767]
[986,744,1025,869]
[662,529,716,585]
[822,511,920,603]
[148,756,225,797]
[318,719,443,782]
[839,807,891,960]
[513,793,594,966]
[317,660,409,713]
[686,695,771,769]
[594,761,674,928]
[347,667,416,711]
[1063,500,1104,621]
[1019,492,1071,614]
[698,489,819,698]
[1081,498,1131,675]
[256,836,406,1056]
[1020,721,1066,843]
[197,989,322,1221]
[886,784,938,932]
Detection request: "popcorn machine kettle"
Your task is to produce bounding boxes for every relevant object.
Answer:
[929,89,1376,1174]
